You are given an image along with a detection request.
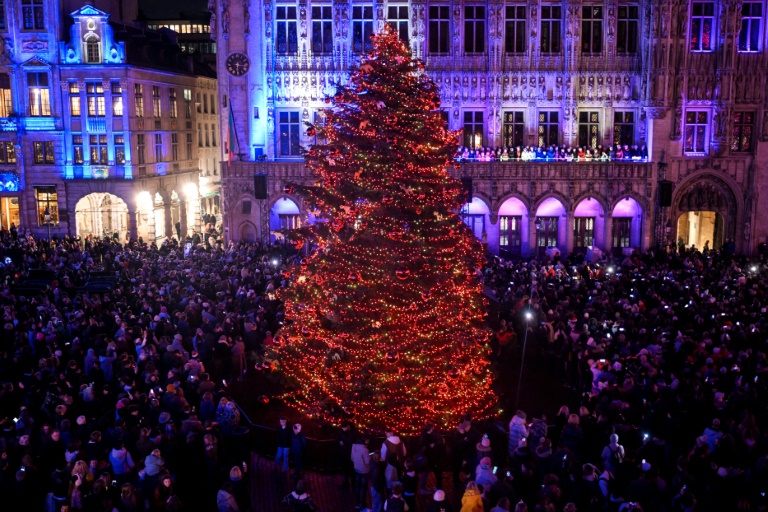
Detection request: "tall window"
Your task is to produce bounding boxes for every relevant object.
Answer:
[184,89,192,118]
[134,84,144,117]
[540,6,562,53]
[499,216,522,255]
[186,133,193,159]
[210,94,216,114]
[503,111,525,148]
[464,6,486,53]
[617,5,639,54]
[0,141,15,163]
[684,111,708,153]
[278,111,302,157]
[111,82,123,116]
[154,133,163,161]
[0,0,6,30]
[463,111,484,148]
[538,111,559,147]
[353,6,374,53]
[739,2,762,52]
[429,6,450,54]
[198,123,203,146]
[581,6,603,54]
[33,141,54,164]
[731,111,754,152]
[171,133,179,161]
[212,125,217,146]
[276,6,298,54]
[690,2,715,51]
[69,83,81,116]
[152,86,161,117]
[22,0,44,30]
[203,93,208,114]
[90,135,107,164]
[0,74,12,117]
[578,111,600,148]
[136,134,146,164]
[27,72,50,116]
[312,6,333,53]
[35,187,58,227]
[574,218,595,249]
[84,36,101,63]
[613,111,635,147]
[169,88,177,118]
[388,5,410,44]
[72,135,83,164]
[505,6,526,53]
[86,82,105,117]
[114,134,125,164]
[205,124,210,147]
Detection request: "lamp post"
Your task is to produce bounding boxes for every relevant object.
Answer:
[515,308,533,410]
[43,207,51,241]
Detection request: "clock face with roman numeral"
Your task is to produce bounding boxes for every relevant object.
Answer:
[226,52,250,77]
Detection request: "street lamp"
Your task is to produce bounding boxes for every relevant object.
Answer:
[43,207,51,241]
[515,307,534,410]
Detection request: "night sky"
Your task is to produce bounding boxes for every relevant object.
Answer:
[138,0,208,19]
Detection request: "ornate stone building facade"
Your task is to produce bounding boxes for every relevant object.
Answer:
[212,0,768,257]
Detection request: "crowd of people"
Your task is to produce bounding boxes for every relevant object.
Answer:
[0,223,767,512]
[454,144,649,163]
[0,229,289,512]
[350,247,768,512]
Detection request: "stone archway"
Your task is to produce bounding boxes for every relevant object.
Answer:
[75,193,129,241]
[672,175,738,250]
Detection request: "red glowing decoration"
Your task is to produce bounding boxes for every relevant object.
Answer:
[284,184,295,194]
[270,26,495,433]
[292,239,305,250]
[395,268,411,280]
[306,127,316,137]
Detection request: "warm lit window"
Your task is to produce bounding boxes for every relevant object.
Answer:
[33,141,54,164]
[429,6,450,54]
[505,6,526,54]
[387,5,409,44]
[578,111,600,148]
[690,2,715,52]
[114,134,125,164]
[739,2,762,52]
[613,111,635,147]
[28,72,50,117]
[35,186,58,227]
[69,83,81,116]
[502,111,524,148]
[352,6,374,54]
[276,6,298,54]
[169,88,177,118]
[111,82,123,116]
[731,111,754,152]
[86,82,105,117]
[581,6,603,54]
[463,111,484,149]
[22,0,44,30]
[312,6,334,53]
[538,111,559,147]
[134,84,144,117]
[0,73,12,117]
[89,135,108,164]
[684,110,708,153]
[72,135,83,164]
[540,6,562,53]
[617,5,639,54]
[278,111,302,157]
[152,86,161,117]
[0,141,15,163]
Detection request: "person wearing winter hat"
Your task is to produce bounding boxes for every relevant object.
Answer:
[427,489,454,512]
[475,456,498,489]
[474,435,492,468]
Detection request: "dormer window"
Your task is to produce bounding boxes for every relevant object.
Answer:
[85,35,101,63]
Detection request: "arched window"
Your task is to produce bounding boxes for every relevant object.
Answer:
[84,35,101,63]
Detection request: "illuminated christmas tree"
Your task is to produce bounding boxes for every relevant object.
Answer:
[273,27,495,433]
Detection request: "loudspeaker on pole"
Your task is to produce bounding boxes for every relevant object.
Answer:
[659,181,673,207]
[253,173,268,200]
[460,176,473,204]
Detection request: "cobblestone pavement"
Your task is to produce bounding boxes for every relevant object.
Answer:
[250,452,455,512]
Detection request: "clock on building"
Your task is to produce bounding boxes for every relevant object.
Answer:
[226,52,250,76]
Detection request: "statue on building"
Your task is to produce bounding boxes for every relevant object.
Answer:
[221,1,230,35]
[208,0,218,39]
[555,76,563,100]
[623,77,631,100]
